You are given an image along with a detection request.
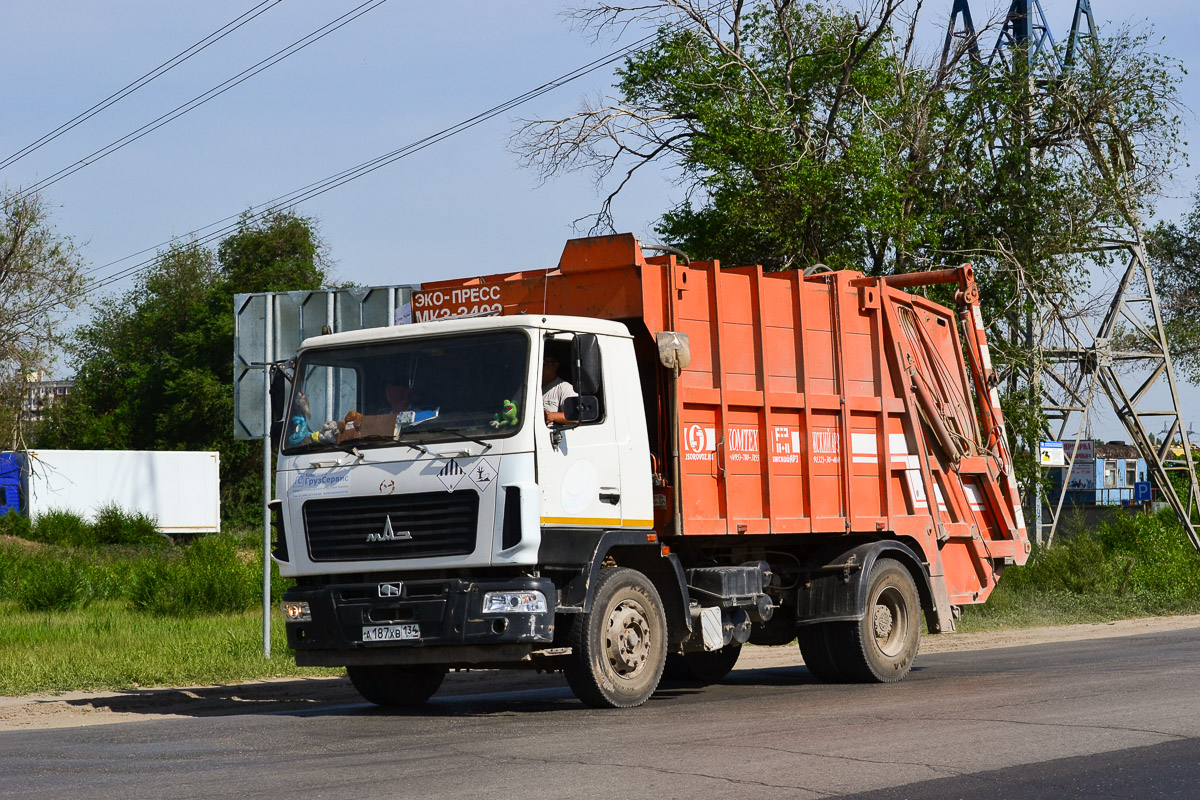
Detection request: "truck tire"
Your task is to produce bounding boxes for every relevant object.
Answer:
[797,622,846,682]
[346,664,448,707]
[564,567,667,708]
[662,644,742,684]
[835,558,921,682]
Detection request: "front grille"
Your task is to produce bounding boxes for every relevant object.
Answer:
[304,492,479,562]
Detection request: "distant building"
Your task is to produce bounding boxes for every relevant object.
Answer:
[21,376,73,424]
[1050,439,1149,506]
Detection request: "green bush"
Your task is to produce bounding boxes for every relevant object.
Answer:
[86,557,138,601]
[1010,530,1117,595]
[30,510,92,547]
[1,529,284,616]
[0,510,33,540]
[1094,509,1200,601]
[6,506,166,549]
[968,507,1200,628]
[130,535,261,615]
[11,551,92,611]
[90,505,162,546]
[0,542,23,600]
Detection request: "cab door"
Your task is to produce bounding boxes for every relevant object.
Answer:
[536,334,623,528]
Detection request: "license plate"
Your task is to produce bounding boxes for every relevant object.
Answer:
[362,624,420,642]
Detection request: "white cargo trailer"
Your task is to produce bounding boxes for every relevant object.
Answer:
[2,450,221,534]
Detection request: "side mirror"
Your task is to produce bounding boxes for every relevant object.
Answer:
[270,419,285,454]
[269,364,291,423]
[562,395,599,424]
[571,334,601,396]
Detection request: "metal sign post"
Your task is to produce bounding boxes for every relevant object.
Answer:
[261,301,273,658]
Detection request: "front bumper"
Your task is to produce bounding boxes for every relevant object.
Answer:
[284,576,556,666]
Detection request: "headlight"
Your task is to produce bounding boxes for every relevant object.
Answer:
[482,590,548,614]
[282,601,311,622]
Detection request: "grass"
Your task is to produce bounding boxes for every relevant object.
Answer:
[958,587,1200,631]
[1,505,164,548]
[1,527,281,614]
[0,601,338,696]
[0,515,316,695]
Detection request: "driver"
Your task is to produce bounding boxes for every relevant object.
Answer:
[384,380,438,425]
[542,352,575,425]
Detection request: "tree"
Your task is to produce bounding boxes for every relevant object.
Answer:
[36,210,327,525]
[1148,188,1200,381]
[0,189,85,449]
[516,0,1186,491]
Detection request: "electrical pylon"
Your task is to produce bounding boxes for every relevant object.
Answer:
[942,0,1200,551]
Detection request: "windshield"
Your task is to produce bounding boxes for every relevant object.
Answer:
[282,330,529,454]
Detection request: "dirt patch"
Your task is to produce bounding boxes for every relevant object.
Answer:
[0,534,43,552]
[3,614,1198,731]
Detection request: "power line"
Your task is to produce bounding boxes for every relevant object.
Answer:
[0,0,283,173]
[82,28,664,294]
[16,0,389,201]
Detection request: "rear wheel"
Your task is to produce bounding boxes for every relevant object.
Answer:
[564,567,667,708]
[797,622,846,682]
[836,558,921,682]
[346,664,448,706]
[663,644,742,684]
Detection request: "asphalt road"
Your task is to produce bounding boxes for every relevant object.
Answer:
[2,627,1198,799]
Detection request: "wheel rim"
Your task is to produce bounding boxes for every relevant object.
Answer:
[605,598,653,679]
[871,586,908,658]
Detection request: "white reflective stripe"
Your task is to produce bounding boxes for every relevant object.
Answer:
[963,482,984,511]
[889,433,909,457]
[933,483,947,510]
[907,455,920,469]
[851,433,878,463]
[905,469,927,503]
[989,387,1001,407]
[973,305,985,331]
[1014,506,1027,531]
[851,432,877,454]
[979,343,992,370]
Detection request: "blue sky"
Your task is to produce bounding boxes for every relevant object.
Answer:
[4,1,1197,288]
[4,1,678,288]
[3,0,1199,438]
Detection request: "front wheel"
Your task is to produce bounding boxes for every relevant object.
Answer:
[835,558,921,682]
[564,567,668,708]
[346,664,448,706]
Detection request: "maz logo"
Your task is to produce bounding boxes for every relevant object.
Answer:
[366,515,412,543]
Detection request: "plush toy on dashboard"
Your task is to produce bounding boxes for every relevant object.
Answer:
[338,410,364,443]
[489,399,519,429]
[286,392,339,447]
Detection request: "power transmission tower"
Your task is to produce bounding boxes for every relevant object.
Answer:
[942,0,1200,551]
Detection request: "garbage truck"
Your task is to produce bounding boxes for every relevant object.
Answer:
[271,234,1028,708]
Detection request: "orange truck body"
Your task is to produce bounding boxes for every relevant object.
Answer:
[414,234,1029,608]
